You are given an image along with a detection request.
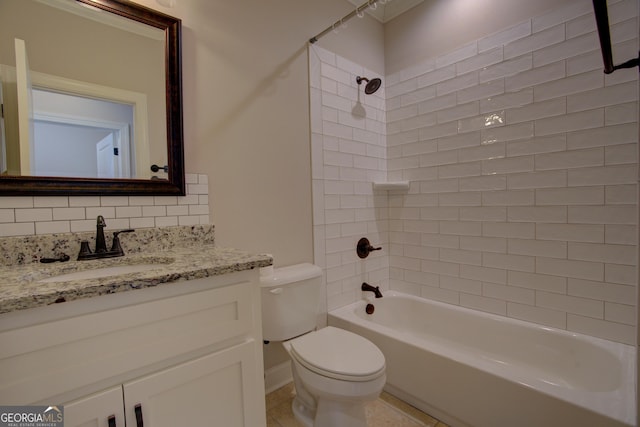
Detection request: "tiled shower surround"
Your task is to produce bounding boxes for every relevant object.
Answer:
[310,0,638,344]
[0,173,210,237]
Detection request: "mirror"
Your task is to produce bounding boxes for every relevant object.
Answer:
[0,0,184,195]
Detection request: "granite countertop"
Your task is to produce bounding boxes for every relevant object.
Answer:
[0,225,272,315]
[0,246,272,315]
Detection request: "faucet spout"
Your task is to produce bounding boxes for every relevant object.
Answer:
[361,282,383,298]
[95,215,107,253]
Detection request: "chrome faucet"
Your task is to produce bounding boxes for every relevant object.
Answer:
[361,282,383,298]
[77,216,135,260]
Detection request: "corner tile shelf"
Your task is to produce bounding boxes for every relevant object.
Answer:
[372,181,410,191]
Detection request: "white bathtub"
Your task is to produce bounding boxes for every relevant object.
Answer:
[329,291,635,427]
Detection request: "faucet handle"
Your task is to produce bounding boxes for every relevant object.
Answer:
[77,241,93,260]
[357,237,382,258]
[113,229,135,237]
[110,229,135,254]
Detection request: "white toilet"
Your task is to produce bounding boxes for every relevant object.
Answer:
[260,263,386,427]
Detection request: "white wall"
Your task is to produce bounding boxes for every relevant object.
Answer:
[312,0,638,345]
[32,122,107,177]
[128,0,385,268]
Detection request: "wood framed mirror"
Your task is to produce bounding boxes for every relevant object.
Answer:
[0,0,184,196]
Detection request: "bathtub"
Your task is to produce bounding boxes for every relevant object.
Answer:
[329,291,635,427]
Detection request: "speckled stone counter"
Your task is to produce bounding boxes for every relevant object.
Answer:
[0,224,217,266]
[0,225,272,314]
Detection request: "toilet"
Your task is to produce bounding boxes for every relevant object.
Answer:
[260,263,386,427]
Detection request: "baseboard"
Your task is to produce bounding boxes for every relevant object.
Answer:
[264,360,293,394]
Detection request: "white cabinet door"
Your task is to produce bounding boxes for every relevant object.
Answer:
[123,341,265,427]
[64,386,124,427]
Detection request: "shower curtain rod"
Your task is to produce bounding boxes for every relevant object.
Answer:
[592,0,639,74]
[309,0,379,44]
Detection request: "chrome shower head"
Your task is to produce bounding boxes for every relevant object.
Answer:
[356,76,382,95]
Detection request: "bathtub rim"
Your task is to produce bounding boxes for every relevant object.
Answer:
[329,291,636,426]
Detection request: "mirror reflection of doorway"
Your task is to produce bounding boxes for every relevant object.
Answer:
[3,37,150,178]
[31,88,134,178]
[32,119,131,178]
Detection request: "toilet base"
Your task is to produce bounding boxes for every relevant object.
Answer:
[315,398,368,427]
[291,396,314,427]
[291,394,368,427]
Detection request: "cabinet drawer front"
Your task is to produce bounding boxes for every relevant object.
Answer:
[0,278,256,404]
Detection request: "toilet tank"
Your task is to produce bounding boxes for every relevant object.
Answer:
[260,263,323,342]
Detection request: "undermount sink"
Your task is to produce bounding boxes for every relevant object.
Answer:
[38,263,168,283]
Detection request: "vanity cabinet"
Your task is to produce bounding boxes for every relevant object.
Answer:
[65,340,261,427]
[123,340,260,427]
[0,270,266,427]
[64,387,124,427]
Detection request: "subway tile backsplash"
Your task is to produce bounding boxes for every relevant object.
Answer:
[311,0,637,345]
[0,173,210,237]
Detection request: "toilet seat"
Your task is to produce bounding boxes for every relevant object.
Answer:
[289,327,385,382]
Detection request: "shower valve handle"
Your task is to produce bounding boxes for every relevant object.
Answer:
[357,237,381,259]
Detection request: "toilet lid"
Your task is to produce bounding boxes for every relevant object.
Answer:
[289,327,385,381]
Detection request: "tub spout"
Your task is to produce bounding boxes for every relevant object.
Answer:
[362,282,383,298]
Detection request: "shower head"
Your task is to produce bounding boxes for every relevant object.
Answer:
[356,76,382,95]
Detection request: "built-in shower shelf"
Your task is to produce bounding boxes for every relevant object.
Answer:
[372,181,410,191]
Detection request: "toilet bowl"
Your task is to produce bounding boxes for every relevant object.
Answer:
[284,326,386,427]
[260,263,386,427]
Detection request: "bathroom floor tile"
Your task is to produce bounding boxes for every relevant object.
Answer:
[266,383,449,427]
[267,415,283,427]
[266,382,298,411]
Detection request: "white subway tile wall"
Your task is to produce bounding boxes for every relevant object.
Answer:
[310,45,390,313]
[0,174,210,236]
[311,0,637,345]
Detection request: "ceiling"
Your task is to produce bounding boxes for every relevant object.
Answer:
[346,0,425,23]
